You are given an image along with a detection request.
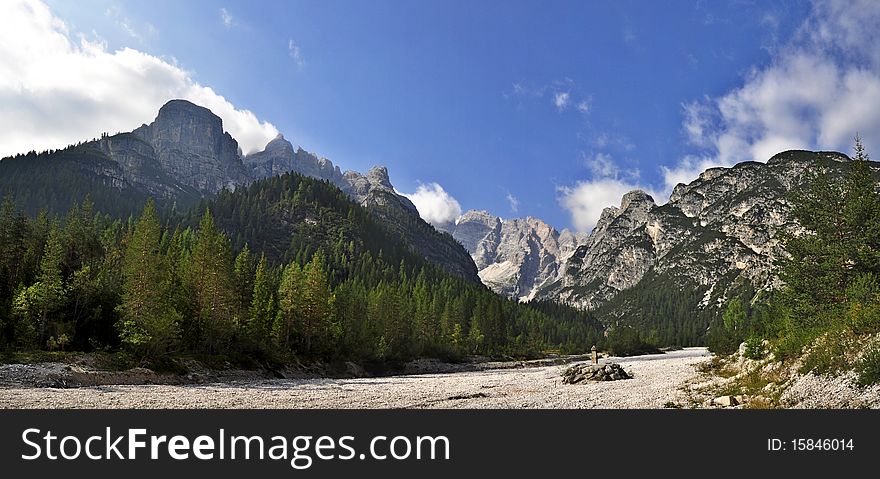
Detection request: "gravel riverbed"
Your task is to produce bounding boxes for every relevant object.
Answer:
[0,348,711,409]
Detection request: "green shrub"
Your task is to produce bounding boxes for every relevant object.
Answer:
[856,345,880,387]
[605,326,660,357]
[744,336,766,360]
[799,329,854,376]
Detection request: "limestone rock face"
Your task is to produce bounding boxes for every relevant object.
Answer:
[340,166,478,283]
[340,166,418,214]
[132,99,249,193]
[446,150,863,309]
[244,134,345,186]
[539,150,859,310]
[445,211,589,300]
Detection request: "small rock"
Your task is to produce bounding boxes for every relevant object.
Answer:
[712,395,739,407]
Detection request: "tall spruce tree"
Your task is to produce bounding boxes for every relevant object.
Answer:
[301,251,333,354]
[248,254,275,349]
[275,261,303,351]
[117,200,180,356]
[781,136,880,327]
[186,209,237,353]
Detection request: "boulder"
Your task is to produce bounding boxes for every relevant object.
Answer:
[562,362,632,384]
[712,395,740,407]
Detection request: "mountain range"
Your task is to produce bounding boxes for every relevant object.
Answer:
[1,98,872,343]
[448,151,865,320]
[0,99,478,283]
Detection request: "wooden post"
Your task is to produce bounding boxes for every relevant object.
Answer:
[591,345,598,365]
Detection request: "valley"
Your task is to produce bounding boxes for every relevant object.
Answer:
[0,348,711,409]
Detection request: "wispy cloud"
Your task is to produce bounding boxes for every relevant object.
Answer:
[288,39,305,69]
[576,100,591,114]
[507,79,590,115]
[105,4,155,42]
[554,92,570,111]
[506,193,519,213]
[220,8,234,28]
[622,27,637,45]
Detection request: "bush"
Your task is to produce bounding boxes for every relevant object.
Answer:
[744,335,766,360]
[799,329,855,376]
[707,323,741,356]
[856,345,880,387]
[606,326,660,357]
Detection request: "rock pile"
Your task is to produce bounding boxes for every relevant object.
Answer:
[562,362,632,383]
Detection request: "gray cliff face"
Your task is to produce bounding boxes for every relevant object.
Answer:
[340,166,418,214]
[244,134,345,187]
[447,211,589,300]
[132,100,249,193]
[340,166,479,282]
[95,132,199,199]
[83,99,478,282]
[539,150,858,310]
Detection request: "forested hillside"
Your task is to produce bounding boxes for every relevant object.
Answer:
[0,171,603,365]
[0,144,196,218]
[707,139,880,386]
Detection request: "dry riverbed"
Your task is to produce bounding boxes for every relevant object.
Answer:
[0,348,711,409]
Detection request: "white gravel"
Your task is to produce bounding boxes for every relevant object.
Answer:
[0,348,710,409]
[781,371,880,408]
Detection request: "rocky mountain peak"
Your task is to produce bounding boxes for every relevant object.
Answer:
[620,189,655,214]
[766,149,851,165]
[155,99,219,126]
[129,99,247,193]
[263,134,294,153]
[365,166,393,190]
[539,149,871,314]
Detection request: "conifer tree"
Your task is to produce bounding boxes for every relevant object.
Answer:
[187,209,237,353]
[117,200,180,356]
[248,254,275,349]
[301,251,333,353]
[275,261,303,351]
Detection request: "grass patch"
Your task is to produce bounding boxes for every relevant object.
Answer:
[856,344,880,387]
[799,329,858,376]
[0,350,74,364]
[697,356,738,378]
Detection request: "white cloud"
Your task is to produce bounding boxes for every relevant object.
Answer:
[660,155,725,191]
[0,0,278,157]
[554,92,570,111]
[105,5,155,42]
[576,100,591,114]
[288,39,305,69]
[506,193,519,213]
[681,98,715,147]
[558,179,659,232]
[220,8,234,28]
[561,152,653,232]
[585,152,619,178]
[403,183,462,226]
[667,0,880,193]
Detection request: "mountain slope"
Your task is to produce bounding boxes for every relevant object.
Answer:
[0,99,479,283]
[536,150,872,343]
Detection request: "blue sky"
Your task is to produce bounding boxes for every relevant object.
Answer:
[4,0,880,231]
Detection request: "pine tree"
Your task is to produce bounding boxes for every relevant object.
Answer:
[117,200,180,356]
[780,136,880,330]
[14,221,67,347]
[186,209,237,353]
[301,251,333,354]
[275,261,303,351]
[248,254,275,349]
